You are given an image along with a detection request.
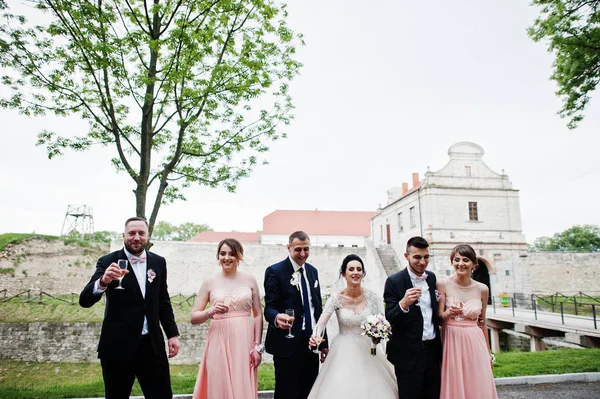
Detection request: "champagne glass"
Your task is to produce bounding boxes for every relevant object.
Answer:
[223,294,231,312]
[454,299,464,321]
[414,284,423,307]
[285,309,295,338]
[311,325,325,354]
[115,259,128,290]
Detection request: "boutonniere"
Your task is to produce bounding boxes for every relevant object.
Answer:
[147,269,156,283]
[290,271,301,291]
[314,279,319,288]
[435,289,442,301]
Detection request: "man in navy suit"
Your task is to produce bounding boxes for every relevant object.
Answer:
[384,236,442,399]
[264,231,328,399]
[80,217,180,399]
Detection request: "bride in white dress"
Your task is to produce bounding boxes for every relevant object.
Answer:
[307,254,398,399]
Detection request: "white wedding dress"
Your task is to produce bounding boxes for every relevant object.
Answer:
[307,289,398,399]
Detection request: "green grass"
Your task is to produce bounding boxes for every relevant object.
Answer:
[0,350,598,398]
[0,233,106,253]
[0,234,56,252]
[493,348,600,377]
[0,267,15,275]
[0,360,275,398]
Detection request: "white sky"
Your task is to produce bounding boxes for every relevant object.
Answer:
[1,0,599,242]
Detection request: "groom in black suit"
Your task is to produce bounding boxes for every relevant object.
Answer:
[79,217,180,399]
[264,231,328,399]
[384,236,442,399]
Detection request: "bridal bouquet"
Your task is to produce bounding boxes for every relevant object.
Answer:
[361,314,392,356]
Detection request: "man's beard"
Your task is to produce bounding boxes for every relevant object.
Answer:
[125,242,145,256]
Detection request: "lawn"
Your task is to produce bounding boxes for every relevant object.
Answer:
[0,360,274,399]
[0,349,598,398]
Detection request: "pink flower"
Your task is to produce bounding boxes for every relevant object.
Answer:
[147,269,156,283]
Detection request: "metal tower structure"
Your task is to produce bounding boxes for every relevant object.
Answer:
[60,205,95,239]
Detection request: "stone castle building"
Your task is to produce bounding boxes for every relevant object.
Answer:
[371,142,530,294]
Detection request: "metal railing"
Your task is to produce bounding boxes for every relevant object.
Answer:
[0,289,199,307]
[490,291,599,330]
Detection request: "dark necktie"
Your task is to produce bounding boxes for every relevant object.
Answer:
[299,267,312,337]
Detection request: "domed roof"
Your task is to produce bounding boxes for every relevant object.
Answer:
[448,142,484,159]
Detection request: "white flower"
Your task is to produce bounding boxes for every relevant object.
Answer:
[290,271,301,291]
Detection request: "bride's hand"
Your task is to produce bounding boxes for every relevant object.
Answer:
[308,335,318,348]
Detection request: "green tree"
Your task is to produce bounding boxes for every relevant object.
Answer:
[530,224,600,251]
[152,221,211,241]
[152,221,178,241]
[173,221,212,241]
[0,0,302,234]
[529,0,600,129]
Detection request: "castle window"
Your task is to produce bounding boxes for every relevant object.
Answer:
[397,212,403,232]
[409,207,416,228]
[465,166,471,176]
[468,202,478,221]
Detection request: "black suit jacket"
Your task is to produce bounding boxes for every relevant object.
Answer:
[263,258,328,357]
[384,268,442,370]
[79,249,179,360]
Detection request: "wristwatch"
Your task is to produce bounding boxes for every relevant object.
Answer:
[98,277,109,288]
[254,344,266,354]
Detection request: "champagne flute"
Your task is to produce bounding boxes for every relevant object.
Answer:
[454,299,464,321]
[285,309,295,338]
[115,259,128,290]
[223,294,231,312]
[414,284,423,307]
[311,325,325,354]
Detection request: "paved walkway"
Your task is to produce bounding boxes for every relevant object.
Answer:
[497,381,600,398]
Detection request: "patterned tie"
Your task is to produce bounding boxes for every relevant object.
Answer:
[299,267,312,338]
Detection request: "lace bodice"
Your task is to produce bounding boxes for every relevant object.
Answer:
[316,289,383,339]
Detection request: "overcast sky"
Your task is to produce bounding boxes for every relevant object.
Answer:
[1,0,599,242]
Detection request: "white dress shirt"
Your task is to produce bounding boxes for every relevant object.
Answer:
[405,267,436,341]
[93,247,149,335]
[289,256,316,331]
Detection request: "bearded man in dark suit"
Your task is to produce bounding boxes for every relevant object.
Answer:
[80,217,180,399]
[384,236,442,399]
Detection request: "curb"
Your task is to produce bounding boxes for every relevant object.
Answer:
[494,372,600,386]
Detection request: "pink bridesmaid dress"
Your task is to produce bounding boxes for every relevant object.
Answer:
[440,279,498,399]
[192,287,258,399]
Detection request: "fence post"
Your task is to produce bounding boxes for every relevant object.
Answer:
[593,304,597,330]
[533,297,537,320]
[560,302,565,325]
[551,296,555,313]
[511,297,515,317]
[574,297,578,316]
[492,296,496,314]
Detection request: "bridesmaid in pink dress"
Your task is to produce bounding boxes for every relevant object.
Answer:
[190,238,264,399]
[437,244,498,399]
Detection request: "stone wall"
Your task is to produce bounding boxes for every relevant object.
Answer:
[523,252,600,293]
[0,321,272,365]
[112,241,368,295]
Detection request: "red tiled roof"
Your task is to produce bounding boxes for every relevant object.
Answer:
[187,231,260,244]
[262,210,375,236]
